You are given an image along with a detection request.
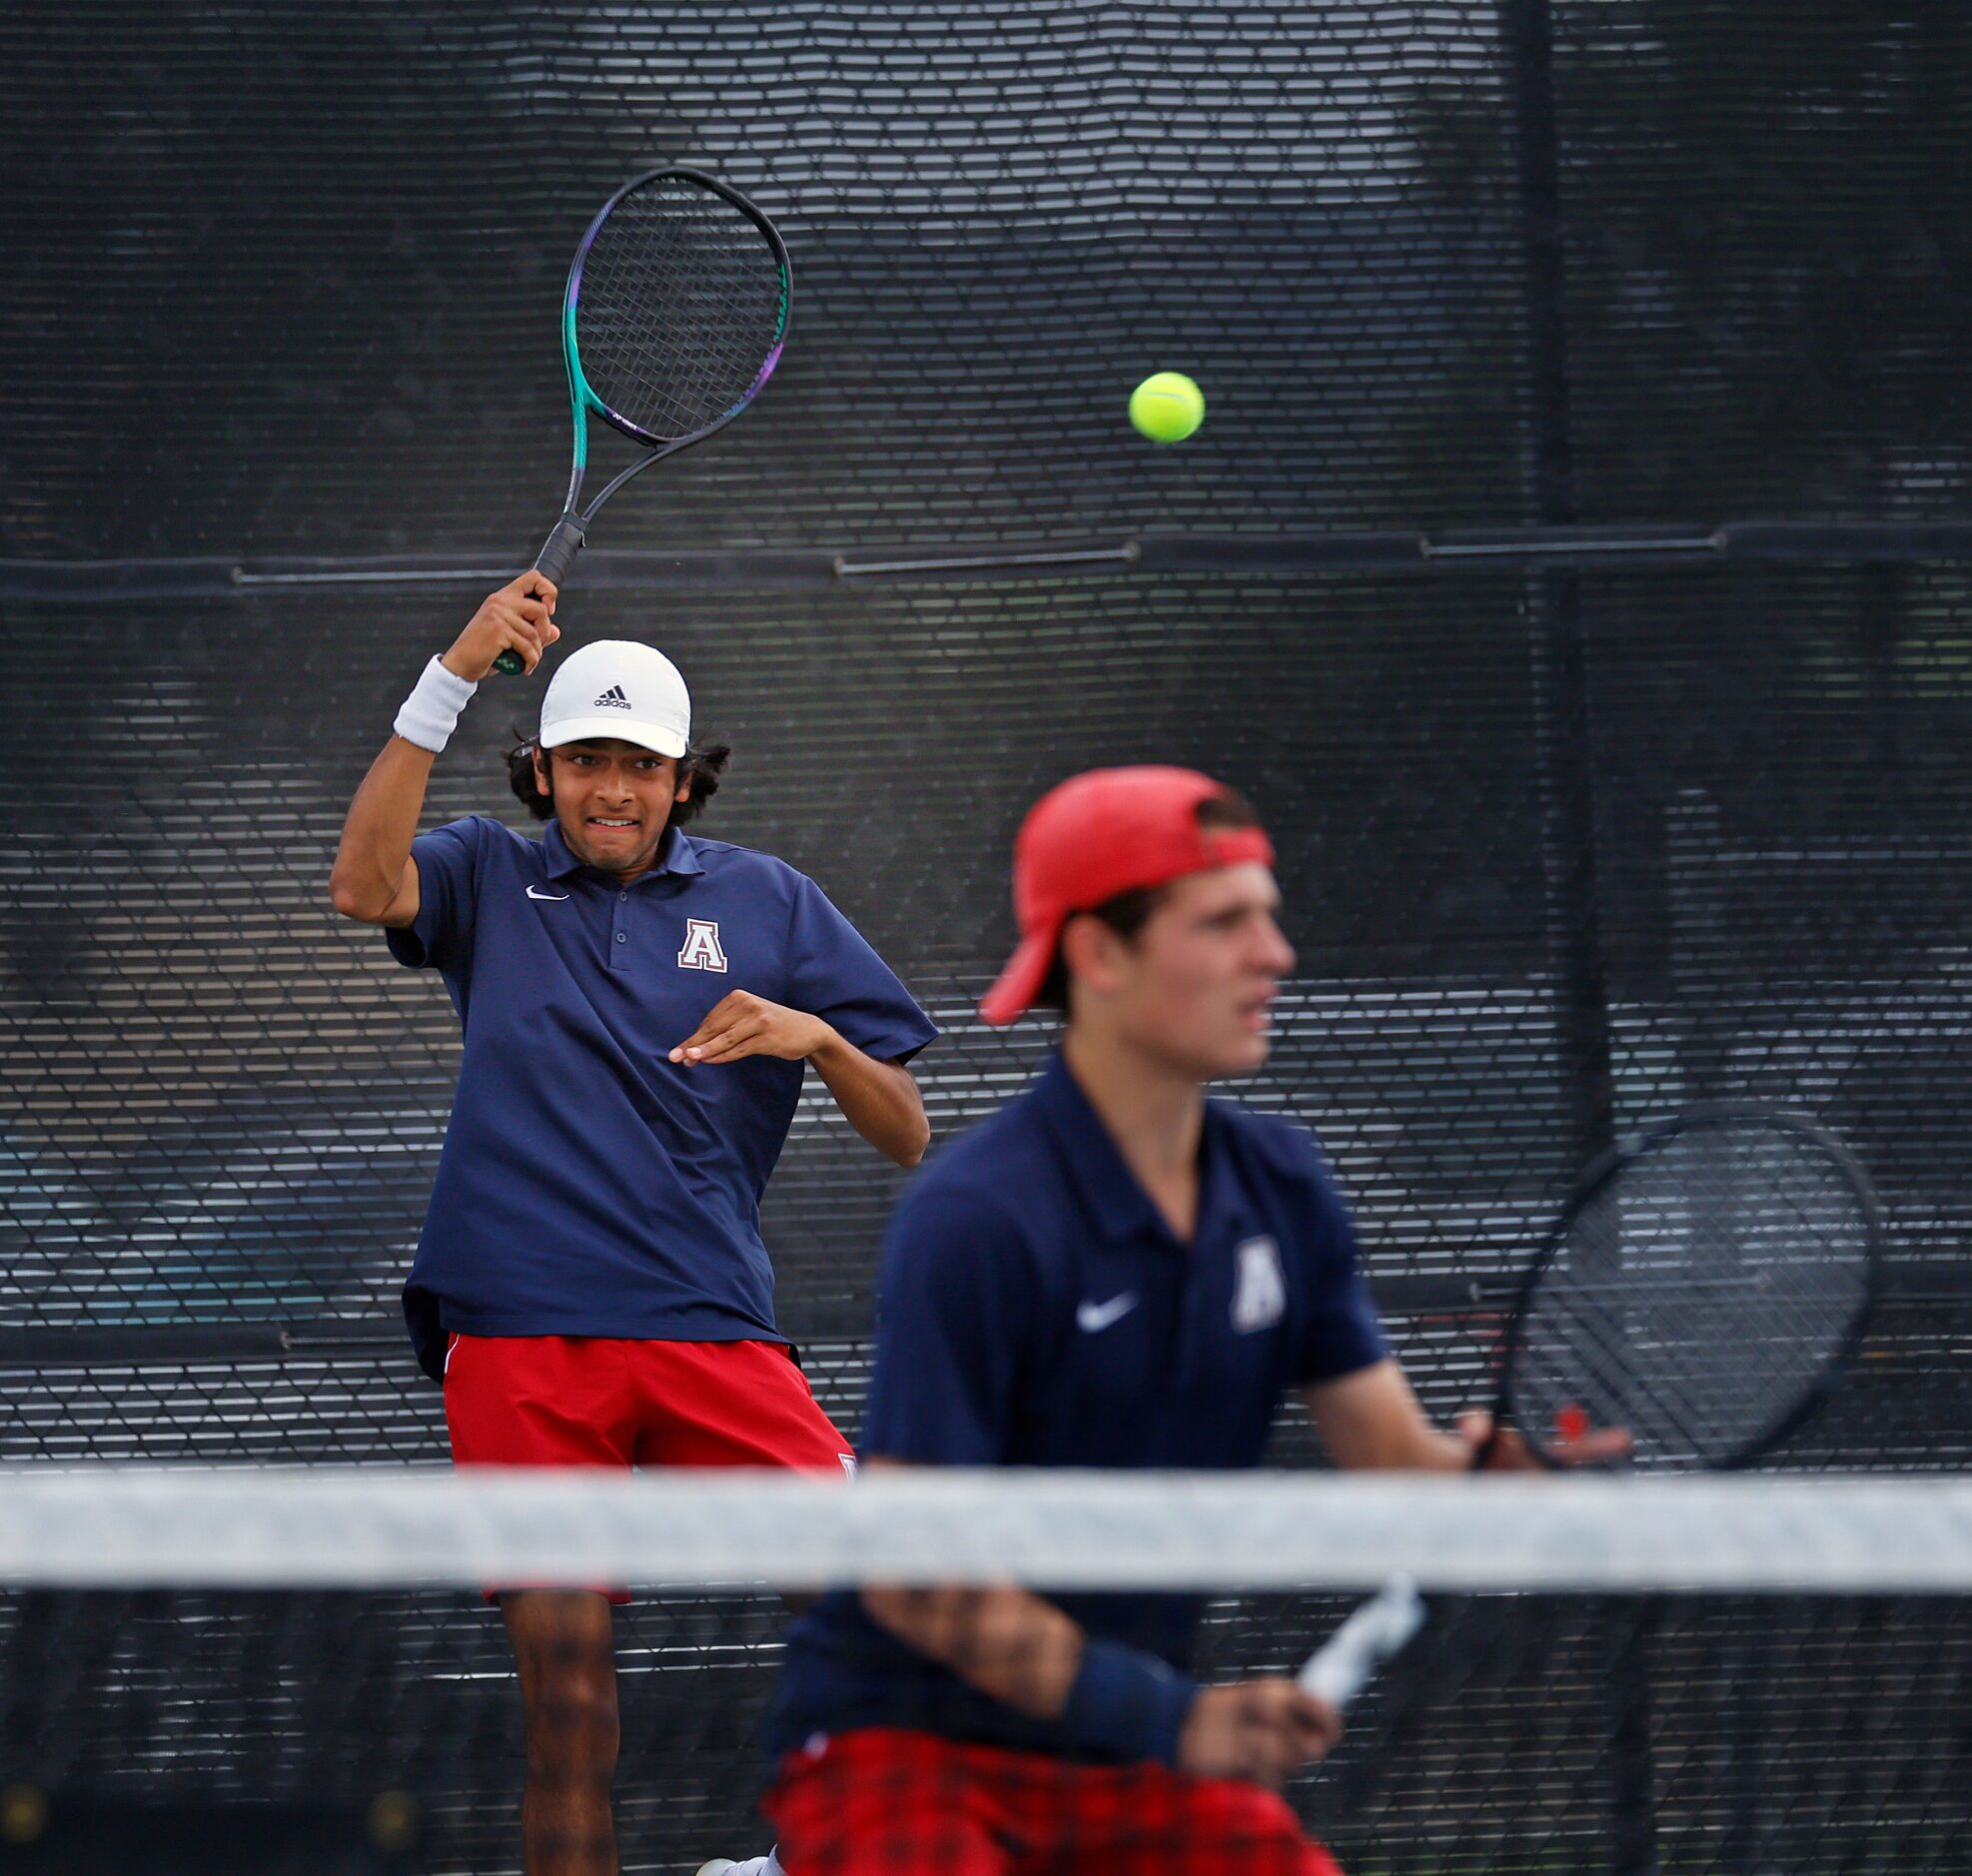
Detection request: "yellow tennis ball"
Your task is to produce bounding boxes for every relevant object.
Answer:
[1129,372,1205,444]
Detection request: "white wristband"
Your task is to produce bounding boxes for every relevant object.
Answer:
[394,655,479,753]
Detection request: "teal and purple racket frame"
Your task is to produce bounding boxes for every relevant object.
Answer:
[495,165,791,673]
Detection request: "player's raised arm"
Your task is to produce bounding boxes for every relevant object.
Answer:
[329,577,557,926]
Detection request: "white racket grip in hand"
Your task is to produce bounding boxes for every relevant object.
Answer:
[1298,1575,1427,1710]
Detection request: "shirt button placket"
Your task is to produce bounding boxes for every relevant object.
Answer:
[612,890,630,971]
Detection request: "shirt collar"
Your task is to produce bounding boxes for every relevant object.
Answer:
[1029,1049,1195,1251]
[541,821,705,882]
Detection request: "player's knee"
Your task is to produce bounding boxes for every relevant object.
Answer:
[524,1673,621,1775]
[508,1615,620,1771]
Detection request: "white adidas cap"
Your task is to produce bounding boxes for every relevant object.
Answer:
[537,640,692,759]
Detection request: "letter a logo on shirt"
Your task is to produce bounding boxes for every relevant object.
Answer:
[1230,1236,1287,1334]
[677,918,729,973]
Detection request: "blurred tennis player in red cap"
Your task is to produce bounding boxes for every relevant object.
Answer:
[756,766,1608,1876]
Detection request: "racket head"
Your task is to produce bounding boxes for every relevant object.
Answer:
[1497,1105,1882,1471]
[562,166,790,454]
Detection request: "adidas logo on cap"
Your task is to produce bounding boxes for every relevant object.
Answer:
[593,684,630,709]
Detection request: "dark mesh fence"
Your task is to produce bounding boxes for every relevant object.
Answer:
[5,2,1972,1871]
[0,1582,1965,1874]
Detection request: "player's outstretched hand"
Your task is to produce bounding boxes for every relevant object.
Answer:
[441,574,561,680]
[1459,1408,1632,1470]
[669,991,835,1067]
[1177,1676,1341,1790]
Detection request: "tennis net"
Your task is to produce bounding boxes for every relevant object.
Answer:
[0,1468,1966,1874]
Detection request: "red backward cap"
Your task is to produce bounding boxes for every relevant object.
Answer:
[979,766,1275,1026]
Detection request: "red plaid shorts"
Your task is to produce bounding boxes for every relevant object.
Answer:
[764,1726,1344,1876]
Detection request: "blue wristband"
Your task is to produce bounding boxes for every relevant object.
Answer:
[1060,1636,1200,1766]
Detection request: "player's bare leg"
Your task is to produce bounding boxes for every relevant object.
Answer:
[501,1588,621,1876]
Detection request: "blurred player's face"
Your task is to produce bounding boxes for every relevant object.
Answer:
[534,739,691,879]
[1076,862,1295,1080]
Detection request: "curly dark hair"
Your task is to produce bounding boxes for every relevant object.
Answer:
[1033,789,1264,1014]
[505,730,732,828]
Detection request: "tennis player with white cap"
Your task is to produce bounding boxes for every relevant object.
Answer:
[330,574,937,1876]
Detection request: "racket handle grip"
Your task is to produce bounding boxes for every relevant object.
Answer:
[492,521,586,676]
[1297,1575,1426,1711]
[534,517,586,589]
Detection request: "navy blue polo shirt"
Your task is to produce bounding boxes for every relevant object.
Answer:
[386,815,937,1381]
[767,1050,1388,1761]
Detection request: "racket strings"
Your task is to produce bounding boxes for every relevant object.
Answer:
[1522,1259,1723,1461]
[576,181,785,441]
[1510,1124,1874,1467]
[1601,1143,1864,1402]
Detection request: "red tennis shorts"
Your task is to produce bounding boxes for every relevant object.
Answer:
[444,1334,855,1601]
[764,1727,1344,1876]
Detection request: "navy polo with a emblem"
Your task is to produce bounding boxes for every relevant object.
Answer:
[766,1049,1388,1761]
[386,814,938,1382]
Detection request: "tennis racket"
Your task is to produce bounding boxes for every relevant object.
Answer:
[1305,1115,1879,1713]
[494,166,791,675]
[1489,1104,1882,1471]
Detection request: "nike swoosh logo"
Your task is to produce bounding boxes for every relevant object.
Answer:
[1075,1293,1140,1334]
[525,885,569,902]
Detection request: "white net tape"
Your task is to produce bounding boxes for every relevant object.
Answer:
[0,1467,1965,1592]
